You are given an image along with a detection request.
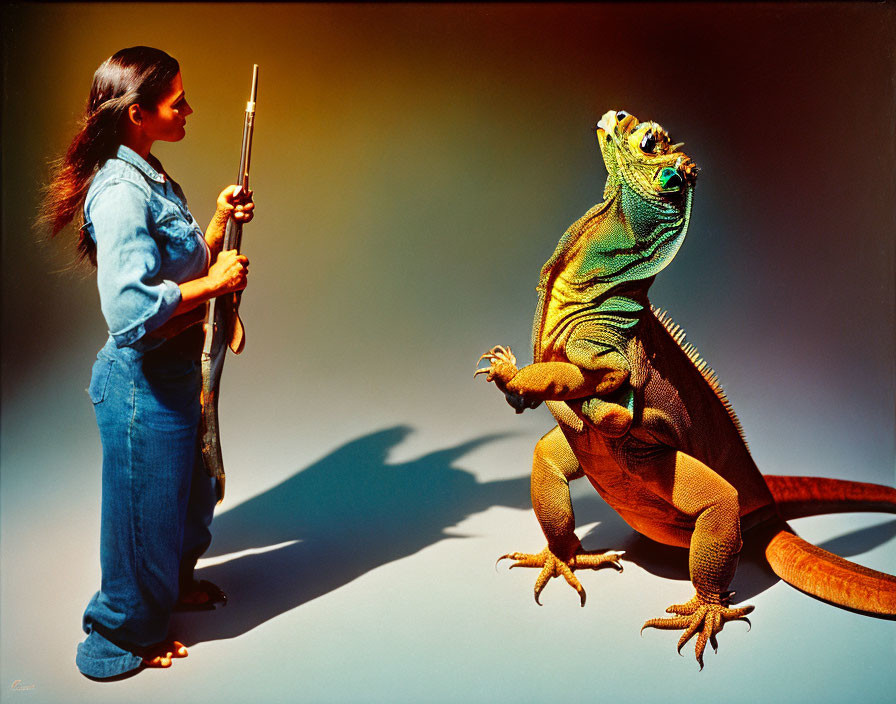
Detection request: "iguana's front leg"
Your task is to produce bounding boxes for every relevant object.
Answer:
[475,345,629,422]
[499,426,625,605]
[638,450,754,668]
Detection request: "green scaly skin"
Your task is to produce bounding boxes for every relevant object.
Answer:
[476,109,896,669]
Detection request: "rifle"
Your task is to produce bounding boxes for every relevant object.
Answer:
[199,64,258,503]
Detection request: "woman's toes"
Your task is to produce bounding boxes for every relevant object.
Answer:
[144,654,172,668]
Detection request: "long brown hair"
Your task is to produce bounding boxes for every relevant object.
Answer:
[38,46,180,265]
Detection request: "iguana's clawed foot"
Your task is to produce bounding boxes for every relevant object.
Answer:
[641,593,753,670]
[476,346,540,412]
[498,546,625,606]
[474,345,519,383]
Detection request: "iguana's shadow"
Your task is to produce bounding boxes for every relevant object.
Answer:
[574,493,896,607]
[174,425,542,645]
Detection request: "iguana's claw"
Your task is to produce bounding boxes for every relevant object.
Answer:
[474,345,518,379]
[477,345,517,367]
[641,593,754,670]
[498,546,625,607]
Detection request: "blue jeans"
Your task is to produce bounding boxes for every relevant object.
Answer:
[76,337,217,679]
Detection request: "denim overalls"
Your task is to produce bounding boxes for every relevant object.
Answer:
[75,145,217,679]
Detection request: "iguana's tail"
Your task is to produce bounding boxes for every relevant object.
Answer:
[758,475,896,616]
[764,475,896,519]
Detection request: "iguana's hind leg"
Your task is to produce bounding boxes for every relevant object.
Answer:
[639,450,753,669]
[500,426,624,606]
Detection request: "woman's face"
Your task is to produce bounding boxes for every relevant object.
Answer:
[140,71,193,142]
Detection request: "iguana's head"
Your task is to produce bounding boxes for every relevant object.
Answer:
[578,109,698,287]
[596,109,697,202]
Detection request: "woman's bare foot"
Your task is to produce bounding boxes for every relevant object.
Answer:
[141,639,188,668]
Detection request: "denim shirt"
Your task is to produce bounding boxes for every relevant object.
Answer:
[83,145,209,349]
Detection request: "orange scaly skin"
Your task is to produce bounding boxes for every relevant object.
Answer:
[476,110,896,669]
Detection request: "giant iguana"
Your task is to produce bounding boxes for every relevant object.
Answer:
[475,109,896,668]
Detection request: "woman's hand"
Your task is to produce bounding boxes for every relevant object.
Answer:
[208,249,249,295]
[216,185,255,223]
[205,186,255,257]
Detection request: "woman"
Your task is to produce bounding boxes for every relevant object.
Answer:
[40,46,253,679]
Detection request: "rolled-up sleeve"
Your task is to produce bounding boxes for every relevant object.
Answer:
[89,179,182,347]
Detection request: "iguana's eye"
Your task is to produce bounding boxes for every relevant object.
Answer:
[640,132,657,154]
[657,167,684,190]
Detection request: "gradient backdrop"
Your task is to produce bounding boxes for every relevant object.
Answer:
[2,3,894,703]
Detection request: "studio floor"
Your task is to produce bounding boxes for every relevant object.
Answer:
[2,364,894,703]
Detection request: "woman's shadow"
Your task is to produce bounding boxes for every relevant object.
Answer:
[173,425,538,644]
